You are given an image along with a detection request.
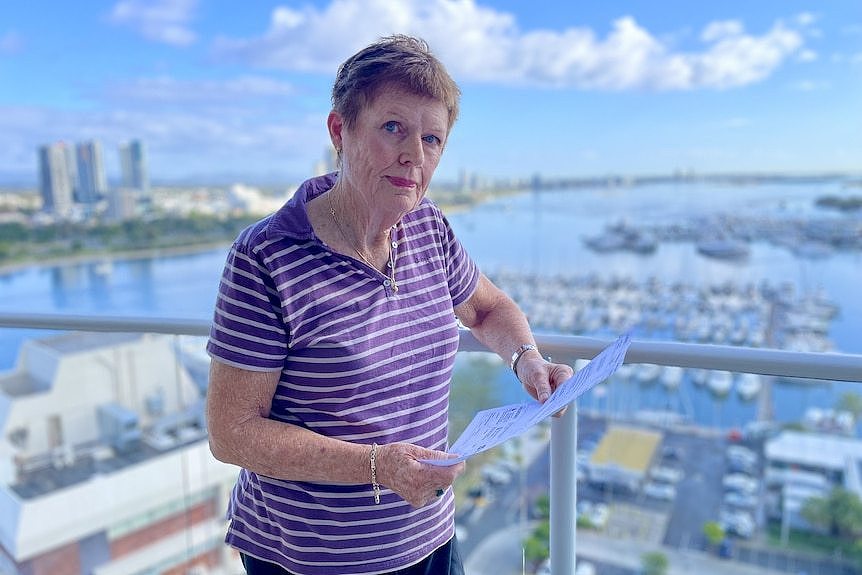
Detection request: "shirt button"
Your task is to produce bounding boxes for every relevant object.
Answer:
[391,241,398,248]
[383,280,392,287]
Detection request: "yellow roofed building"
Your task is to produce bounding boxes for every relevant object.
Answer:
[587,426,663,491]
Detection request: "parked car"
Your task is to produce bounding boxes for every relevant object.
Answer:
[662,445,684,461]
[577,500,610,528]
[481,463,512,486]
[651,465,684,483]
[724,491,758,509]
[643,481,676,501]
[723,473,759,494]
[727,445,758,466]
[719,508,755,538]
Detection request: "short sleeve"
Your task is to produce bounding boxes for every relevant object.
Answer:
[438,211,479,307]
[206,240,288,371]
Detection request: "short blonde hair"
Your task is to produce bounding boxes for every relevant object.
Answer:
[331,35,460,133]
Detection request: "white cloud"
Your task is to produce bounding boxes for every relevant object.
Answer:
[212,0,805,91]
[795,12,818,27]
[798,49,818,62]
[701,20,745,42]
[791,80,830,91]
[0,30,23,55]
[108,0,198,46]
[725,117,751,129]
[103,75,295,104]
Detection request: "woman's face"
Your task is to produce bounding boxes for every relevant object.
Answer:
[329,87,449,218]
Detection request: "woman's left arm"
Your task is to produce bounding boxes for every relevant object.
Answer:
[454,273,573,404]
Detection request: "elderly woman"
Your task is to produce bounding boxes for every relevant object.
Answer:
[206,35,573,575]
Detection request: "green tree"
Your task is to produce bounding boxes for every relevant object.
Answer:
[836,392,862,422]
[523,519,549,566]
[703,521,725,547]
[533,493,550,520]
[641,551,669,575]
[802,487,862,538]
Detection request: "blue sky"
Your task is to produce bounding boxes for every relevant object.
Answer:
[1,0,860,185]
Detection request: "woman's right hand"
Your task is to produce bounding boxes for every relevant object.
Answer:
[376,443,465,508]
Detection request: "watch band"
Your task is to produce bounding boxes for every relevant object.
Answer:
[510,343,538,375]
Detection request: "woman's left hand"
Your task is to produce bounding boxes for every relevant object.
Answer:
[515,356,574,416]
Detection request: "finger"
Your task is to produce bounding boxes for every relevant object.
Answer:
[531,373,552,403]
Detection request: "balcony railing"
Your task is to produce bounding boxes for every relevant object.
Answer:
[1,312,861,575]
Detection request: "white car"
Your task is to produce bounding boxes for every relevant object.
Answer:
[651,466,684,483]
[481,463,511,486]
[576,501,609,528]
[720,509,755,538]
[727,445,759,467]
[723,473,759,494]
[724,491,758,509]
[643,481,676,501]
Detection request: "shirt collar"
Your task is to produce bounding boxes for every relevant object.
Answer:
[267,172,338,241]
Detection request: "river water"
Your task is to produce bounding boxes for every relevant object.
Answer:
[2,180,860,432]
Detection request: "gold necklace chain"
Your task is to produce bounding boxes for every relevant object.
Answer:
[328,193,399,293]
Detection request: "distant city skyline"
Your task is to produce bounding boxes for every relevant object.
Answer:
[1,1,861,185]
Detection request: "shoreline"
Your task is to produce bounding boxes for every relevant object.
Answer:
[0,193,509,277]
[0,241,233,277]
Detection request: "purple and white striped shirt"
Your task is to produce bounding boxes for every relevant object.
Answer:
[207,173,479,575]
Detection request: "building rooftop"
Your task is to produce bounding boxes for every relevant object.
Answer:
[36,331,142,354]
[765,430,862,471]
[591,426,662,473]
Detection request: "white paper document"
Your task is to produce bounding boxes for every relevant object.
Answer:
[422,331,632,466]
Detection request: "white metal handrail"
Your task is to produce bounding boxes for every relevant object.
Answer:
[2,311,861,575]
[2,312,861,381]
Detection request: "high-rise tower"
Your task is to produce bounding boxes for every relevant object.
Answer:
[75,140,108,204]
[38,142,74,217]
[119,140,150,197]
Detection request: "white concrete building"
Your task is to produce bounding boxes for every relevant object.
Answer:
[0,333,239,575]
[764,430,862,531]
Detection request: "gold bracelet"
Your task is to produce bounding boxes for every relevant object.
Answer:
[370,443,381,504]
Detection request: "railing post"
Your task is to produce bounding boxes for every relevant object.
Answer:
[550,401,578,574]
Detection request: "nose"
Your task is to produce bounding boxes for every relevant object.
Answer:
[399,135,424,167]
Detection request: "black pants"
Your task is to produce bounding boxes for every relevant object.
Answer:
[240,536,464,575]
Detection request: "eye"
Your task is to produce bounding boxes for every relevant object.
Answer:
[383,121,400,133]
[423,134,442,146]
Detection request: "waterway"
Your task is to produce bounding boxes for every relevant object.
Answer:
[1,180,860,433]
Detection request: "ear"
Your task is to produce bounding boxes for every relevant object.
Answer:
[327,111,344,151]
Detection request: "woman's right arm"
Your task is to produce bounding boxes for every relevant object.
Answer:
[205,359,464,506]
